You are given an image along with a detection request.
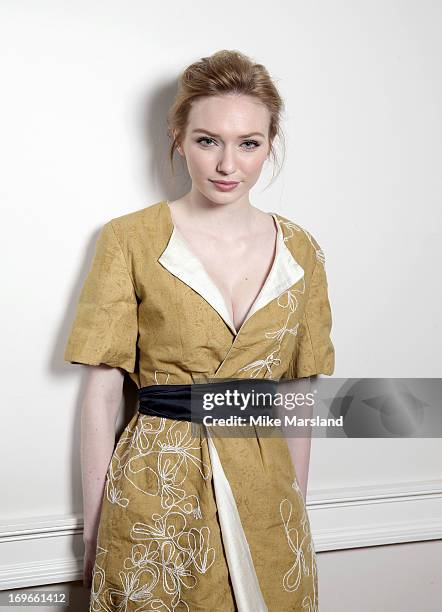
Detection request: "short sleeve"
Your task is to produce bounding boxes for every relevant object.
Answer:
[64,221,139,373]
[286,250,335,379]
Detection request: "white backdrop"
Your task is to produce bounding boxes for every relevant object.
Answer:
[0,0,441,602]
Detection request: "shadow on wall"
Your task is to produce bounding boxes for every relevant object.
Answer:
[56,78,190,592]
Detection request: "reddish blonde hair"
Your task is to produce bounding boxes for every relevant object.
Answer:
[167,49,286,186]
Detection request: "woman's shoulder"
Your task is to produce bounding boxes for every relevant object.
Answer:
[108,200,166,232]
[101,200,168,253]
[87,201,169,261]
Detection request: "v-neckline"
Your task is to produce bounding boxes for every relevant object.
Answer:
[158,200,305,337]
[163,199,278,333]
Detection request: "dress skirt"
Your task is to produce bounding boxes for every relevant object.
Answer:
[89,412,318,612]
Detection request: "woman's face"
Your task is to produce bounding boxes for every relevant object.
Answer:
[177,94,271,204]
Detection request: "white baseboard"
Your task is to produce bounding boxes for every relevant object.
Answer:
[1,479,441,589]
[307,478,442,550]
[0,515,84,589]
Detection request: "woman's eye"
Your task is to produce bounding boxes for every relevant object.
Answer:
[241,140,260,150]
[196,137,261,150]
[197,137,216,146]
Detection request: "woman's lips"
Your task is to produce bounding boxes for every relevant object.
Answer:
[210,180,240,192]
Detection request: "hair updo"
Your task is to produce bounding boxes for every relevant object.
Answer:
[167,49,286,186]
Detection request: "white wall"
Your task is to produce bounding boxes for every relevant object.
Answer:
[1,0,441,607]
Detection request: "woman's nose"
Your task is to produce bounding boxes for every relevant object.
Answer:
[216,146,237,174]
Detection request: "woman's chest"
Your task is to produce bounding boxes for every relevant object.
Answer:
[120,203,315,379]
[178,232,277,333]
[133,251,309,380]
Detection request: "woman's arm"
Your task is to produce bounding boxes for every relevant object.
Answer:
[81,365,124,545]
[277,375,315,502]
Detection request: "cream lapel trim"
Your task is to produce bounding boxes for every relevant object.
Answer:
[205,427,268,611]
[245,216,304,322]
[158,224,238,334]
[157,203,304,336]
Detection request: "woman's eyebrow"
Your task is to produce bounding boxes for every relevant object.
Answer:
[192,128,265,138]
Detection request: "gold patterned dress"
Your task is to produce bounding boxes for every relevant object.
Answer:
[64,200,335,611]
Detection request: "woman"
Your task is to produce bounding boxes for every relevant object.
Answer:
[65,49,335,612]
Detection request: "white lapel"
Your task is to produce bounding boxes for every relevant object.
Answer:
[158,224,238,333]
[245,216,304,322]
[158,204,304,336]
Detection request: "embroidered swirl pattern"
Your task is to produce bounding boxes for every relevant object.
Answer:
[280,479,318,611]
[238,217,318,379]
[90,415,215,611]
[238,217,325,379]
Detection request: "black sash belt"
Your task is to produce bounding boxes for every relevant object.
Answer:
[138,378,278,423]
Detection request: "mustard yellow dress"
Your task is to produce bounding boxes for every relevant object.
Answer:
[64,200,335,612]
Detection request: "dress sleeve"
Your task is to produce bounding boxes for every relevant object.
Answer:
[64,220,138,373]
[286,248,335,379]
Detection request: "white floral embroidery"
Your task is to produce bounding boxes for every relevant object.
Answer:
[238,217,307,379]
[154,369,170,384]
[99,535,214,612]
[279,219,325,267]
[237,348,282,378]
[279,479,318,610]
[90,545,110,612]
[94,417,215,611]
[236,215,318,605]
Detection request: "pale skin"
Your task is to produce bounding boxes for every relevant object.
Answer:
[79,92,312,588]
